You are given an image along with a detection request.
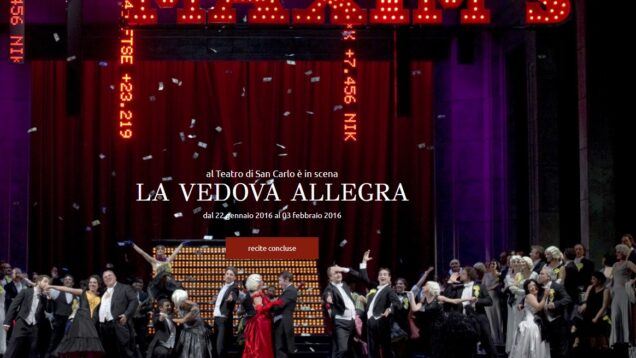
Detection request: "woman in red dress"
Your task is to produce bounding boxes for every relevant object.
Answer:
[242,274,282,358]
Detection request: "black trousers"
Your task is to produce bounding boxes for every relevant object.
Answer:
[214,316,233,358]
[473,313,497,358]
[47,314,69,356]
[366,317,392,358]
[4,319,38,358]
[274,319,295,358]
[547,317,569,358]
[98,321,137,358]
[150,345,173,358]
[332,319,356,358]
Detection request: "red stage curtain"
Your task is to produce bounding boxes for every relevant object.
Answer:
[29,60,433,280]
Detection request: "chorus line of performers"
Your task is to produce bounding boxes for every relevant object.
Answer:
[2,235,636,358]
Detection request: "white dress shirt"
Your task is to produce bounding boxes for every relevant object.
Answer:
[26,288,41,325]
[160,313,177,349]
[99,284,116,322]
[332,282,356,321]
[461,282,474,313]
[367,284,388,319]
[214,282,234,318]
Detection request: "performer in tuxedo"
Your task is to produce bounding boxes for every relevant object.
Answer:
[322,251,370,358]
[445,266,496,358]
[146,299,177,358]
[530,245,547,274]
[272,271,297,358]
[537,266,572,358]
[95,270,139,358]
[46,274,76,357]
[574,244,595,289]
[132,277,152,356]
[2,275,51,358]
[213,267,239,358]
[358,253,400,358]
[3,268,29,314]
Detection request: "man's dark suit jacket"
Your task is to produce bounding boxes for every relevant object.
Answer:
[3,287,47,337]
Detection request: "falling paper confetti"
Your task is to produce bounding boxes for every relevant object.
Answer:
[285,53,295,57]
[306,111,314,115]
[174,212,183,218]
[234,231,240,236]
[190,118,196,128]
[283,111,291,117]
[377,229,382,234]
[158,82,164,91]
[85,226,92,232]
[112,171,116,176]
[91,220,101,227]
[339,239,348,247]
[266,179,275,185]
[232,152,238,158]
[101,207,107,214]
[241,87,246,97]
[278,153,288,157]
[333,105,343,111]
[109,85,115,90]
[99,153,106,160]
[411,70,422,76]
[58,216,64,221]
[192,152,199,159]
[203,235,213,240]
[98,61,108,67]
[53,33,60,42]
[310,76,320,83]
[215,126,222,133]
[437,114,446,119]
[233,141,243,146]
[278,205,289,213]
[222,202,229,208]
[149,96,156,102]
[143,155,153,160]
[417,143,426,149]
[224,213,231,220]
[72,203,80,210]
[304,70,312,76]
[66,55,77,62]
[209,47,218,53]
[187,134,197,139]
[252,228,260,234]
[198,142,208,149]
[162,176,173,182]
[171,78,180,84]
[179,132,185,142]
[192,207,202,214]
[262,77,273,82]
[276,144,286,149]
[286,60,296,65]
[287,89,292,94]
[27,127,38,134]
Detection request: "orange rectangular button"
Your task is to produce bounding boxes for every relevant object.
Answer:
[226,237,318,260]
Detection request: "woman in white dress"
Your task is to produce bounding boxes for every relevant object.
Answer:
[0,283,6,355]
[505,256,523,353]
[509,279,550,358]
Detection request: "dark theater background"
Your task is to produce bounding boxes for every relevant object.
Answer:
[1,0,635,357]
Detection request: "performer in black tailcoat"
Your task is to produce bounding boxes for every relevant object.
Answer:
[537,266,573,358]
[272,271,298,358]
[213,267,239,358]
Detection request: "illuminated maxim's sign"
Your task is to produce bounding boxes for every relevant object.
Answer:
[9,0,25,63]
[125,0,570,26]
[119,1,135,139]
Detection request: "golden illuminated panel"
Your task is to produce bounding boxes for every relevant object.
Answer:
[155,246,326,335]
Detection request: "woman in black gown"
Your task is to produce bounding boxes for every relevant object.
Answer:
[47,275,105,357]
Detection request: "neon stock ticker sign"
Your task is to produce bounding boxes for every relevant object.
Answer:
[124,0,571,26]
